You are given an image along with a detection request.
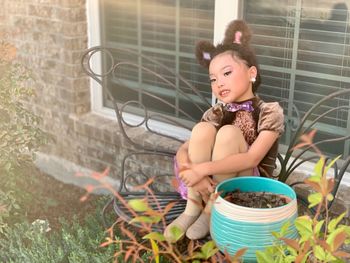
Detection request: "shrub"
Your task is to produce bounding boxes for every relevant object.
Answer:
[0,41,48,175]
[0,215,117,263]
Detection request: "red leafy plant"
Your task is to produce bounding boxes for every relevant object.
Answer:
[77,168,246,263]
[256,130,350,262]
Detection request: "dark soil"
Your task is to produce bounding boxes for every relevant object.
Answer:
[224,189,290,208]
[1,163,101,232]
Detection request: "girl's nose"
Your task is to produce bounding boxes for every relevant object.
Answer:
[217,77,224,88]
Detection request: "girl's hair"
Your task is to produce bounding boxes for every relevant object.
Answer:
[195,20,261,92]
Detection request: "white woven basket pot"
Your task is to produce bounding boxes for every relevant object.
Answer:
[210,176,298,262]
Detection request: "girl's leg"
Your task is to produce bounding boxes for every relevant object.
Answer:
[212,125,252,181]
[164,122,216,241]
[186,125,252,240]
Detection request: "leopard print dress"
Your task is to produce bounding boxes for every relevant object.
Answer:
[201,97,284,178]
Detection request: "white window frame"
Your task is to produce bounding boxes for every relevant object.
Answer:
[86,0,242,140]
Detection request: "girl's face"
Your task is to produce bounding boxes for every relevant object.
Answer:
[209,52,256,104]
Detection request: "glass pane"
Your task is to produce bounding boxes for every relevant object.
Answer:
[244,0,350,158]
[100,0,214,123]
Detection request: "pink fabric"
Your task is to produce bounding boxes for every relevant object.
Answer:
[174,157,188,200]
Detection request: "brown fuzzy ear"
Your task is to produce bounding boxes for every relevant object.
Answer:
[195,40,215,68]
[223,20,252,46]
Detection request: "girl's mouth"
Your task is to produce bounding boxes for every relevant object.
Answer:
[219,89,230,97]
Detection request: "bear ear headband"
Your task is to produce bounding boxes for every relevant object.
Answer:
[196,20,251,67]
[195,40,215,67]
[202,31,243,60]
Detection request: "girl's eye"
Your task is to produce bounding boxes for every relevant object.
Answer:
[210,78,216,83]
[224,71,232,76]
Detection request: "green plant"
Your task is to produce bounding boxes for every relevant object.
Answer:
[256,130,350,263]
[0,215,117,263]
[0,41,48,175]
[0,190,20,233]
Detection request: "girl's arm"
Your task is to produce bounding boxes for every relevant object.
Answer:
[179,130,279,186]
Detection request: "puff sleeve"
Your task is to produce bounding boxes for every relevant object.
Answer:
[258,102,284,136]
[201,103,225,128]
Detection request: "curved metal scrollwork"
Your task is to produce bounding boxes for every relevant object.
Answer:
[82,46,350,219]
[278,89,350,208]
[81,46,210,154]
[81,46,212,194]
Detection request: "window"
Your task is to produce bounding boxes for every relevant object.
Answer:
[98,0,215,123]
[91,0,350,158]
[244,0,350,158]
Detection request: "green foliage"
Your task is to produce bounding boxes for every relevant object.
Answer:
[0,190,20,233]
[0,216,117,263]
[0,42,48,175]
[256,152,350,262]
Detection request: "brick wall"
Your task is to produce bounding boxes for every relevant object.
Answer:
[0,0,178,183]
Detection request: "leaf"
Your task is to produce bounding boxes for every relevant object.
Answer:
[293,130,317,151]
[313,157,325,177]
[295,216,313,242]
[326,193,334,201]
[306,175,321,183]
[142,232,166,242]
[191,251,205,259]
[201,240,218,259]
[232,247,248,260]
[331,232,347,252]
[280,237,300,251]
[327,227,347,249]
[332,251,350,258]
[100,237,113,247]
[124,247,134,262]
[324,155,342,175]
[304,179,322,192]
[150,239,159,263]
[315,220,325,236]
[328,212,346,233]
[308,192,322,208]
[314,245,327,261]
[256,250,275,263]
[319,240,331,251]
[128,199,149,212]
[165,225,184,242]
[162,201,177,215]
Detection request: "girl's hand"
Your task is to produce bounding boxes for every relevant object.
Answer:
[179,163,205,186]
[192,177,216,202]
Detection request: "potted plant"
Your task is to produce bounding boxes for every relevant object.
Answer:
[211,176,299,262]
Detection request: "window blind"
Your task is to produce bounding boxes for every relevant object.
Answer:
[99,0,214,122]
[244,0,350,157]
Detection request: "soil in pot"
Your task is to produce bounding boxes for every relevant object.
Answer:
[223,189,291,208]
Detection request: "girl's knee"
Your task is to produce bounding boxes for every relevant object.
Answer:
[191,122,217,142]
[215,125,244,145]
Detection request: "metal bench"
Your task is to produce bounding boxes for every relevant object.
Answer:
[81,46,350,231]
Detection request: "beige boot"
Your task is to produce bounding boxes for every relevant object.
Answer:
[164,187,202,242]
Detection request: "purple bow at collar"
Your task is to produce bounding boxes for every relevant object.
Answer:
[226,101,254,112]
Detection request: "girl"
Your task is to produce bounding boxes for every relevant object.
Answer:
[164,20,284,241]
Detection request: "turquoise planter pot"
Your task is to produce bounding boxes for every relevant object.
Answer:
[210,177,298,262]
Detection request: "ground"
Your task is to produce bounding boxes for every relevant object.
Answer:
[1,163,101,231]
